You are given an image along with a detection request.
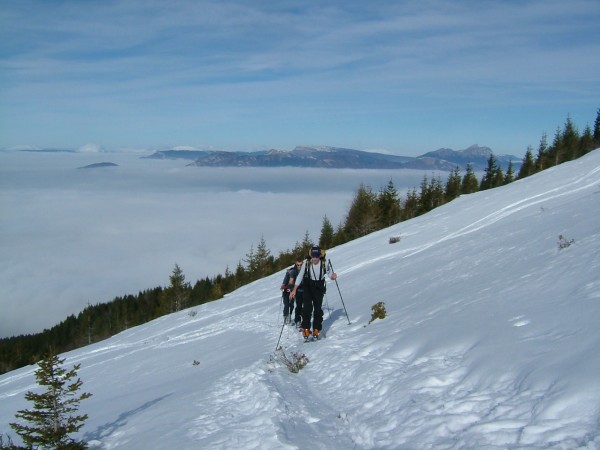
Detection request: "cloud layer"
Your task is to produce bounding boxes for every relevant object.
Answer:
[0,150,434,337]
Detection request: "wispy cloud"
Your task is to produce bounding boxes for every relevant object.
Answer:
[1,0,599,153]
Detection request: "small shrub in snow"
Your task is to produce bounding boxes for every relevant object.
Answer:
[188,310,197,318]
[192,360,200,366]
[389,236,401,244]
[557,234,575,250]
[273,349,309,373]
[369,301,387,324]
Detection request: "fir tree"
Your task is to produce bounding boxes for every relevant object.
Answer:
[461,164,479,194]
[593,108,600,146]
[559,116,580,163]
[375,179,402,228]
[578,125,594,157]
[10,352,92,449]
[163,264,191,312]
[546,126,563,168]
[534,133,549,171]
[344,184,377,239]
[480,154,504,190]
[504,160,515,185]
[254,235,273,278]
[402,188,419,220]
[319,215,334,249]
[243,244,257,277]
[417,175,433,214]
[444,166,462,202]
[430,176,445,209]
[518,146,535,179]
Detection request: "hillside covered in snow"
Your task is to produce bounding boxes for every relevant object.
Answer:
[1,150,599,449]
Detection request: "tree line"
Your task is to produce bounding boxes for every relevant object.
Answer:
[1,110,598,375]
[318,111,599,247]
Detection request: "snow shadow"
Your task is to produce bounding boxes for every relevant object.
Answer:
[84,393,172,443]
[322,308,348,336]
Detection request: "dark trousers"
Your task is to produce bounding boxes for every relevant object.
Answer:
[294,290,303,324]
[301,281,325,331]
[282,291,294,319]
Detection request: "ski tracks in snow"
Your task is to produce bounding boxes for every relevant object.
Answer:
[343,159,600,273]
[264,317,590,449]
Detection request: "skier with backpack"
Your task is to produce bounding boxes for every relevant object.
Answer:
[280,257,303,324]
[290,246,337,340]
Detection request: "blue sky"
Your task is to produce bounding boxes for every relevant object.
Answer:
[1,0,599,156]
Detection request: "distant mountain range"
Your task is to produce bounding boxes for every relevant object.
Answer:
[144,145,521,171]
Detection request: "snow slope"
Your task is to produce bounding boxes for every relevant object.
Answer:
[1,150,599,449]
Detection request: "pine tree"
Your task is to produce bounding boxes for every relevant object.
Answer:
[162,264,191,312]
[417,175,432,214]
[430,176,445,208]
[375,179,402,228]
[480,154,503,190]
[319,215,334,249]
[559,116,580,163]
[578,125,594,157]
[546,126,562,167]
[593,108,600,147]
[534,133,549,171]
[243,244,257,277]
[254,235,273,278]
[518,146,535,179]
[461,163,479,194]
[10,352,92,449]
[344,184,377,239]
[504,160,515,185]
[444,166,462,202]
[402,188,419,220]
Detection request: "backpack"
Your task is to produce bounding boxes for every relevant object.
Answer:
[304,247,327,281]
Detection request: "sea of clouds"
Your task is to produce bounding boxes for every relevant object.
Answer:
[0,149,442,337]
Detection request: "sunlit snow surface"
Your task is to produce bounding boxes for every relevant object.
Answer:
[1,150,599,449]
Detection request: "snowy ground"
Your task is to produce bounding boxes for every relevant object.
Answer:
[1,150,599,449]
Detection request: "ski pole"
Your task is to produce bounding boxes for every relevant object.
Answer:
[275,320,286,351]
[328,260,351,324]
[275,292,286,350]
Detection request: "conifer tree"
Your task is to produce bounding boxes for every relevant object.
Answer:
[558,116,580,163]
[417,175,432,214]
[291,230,313,257]
[375,179,402,228]
[164,264,191,312]
[319,215,334,249]
[546,126,562,167]
[254,235,273,278]
[534,133,549,171]
[10,352,92,449]
[402,188,419,220]
[430,176,445,208]
[518,146,535,179]
[480,154,503,190]
[504,160,515,185]
[578,125,594,157]
[461,163,479,194]
[243,244,257,277]
[344,184,377,239]
[444,166,462,202]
